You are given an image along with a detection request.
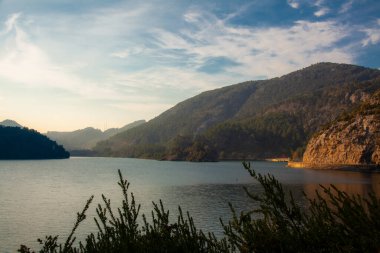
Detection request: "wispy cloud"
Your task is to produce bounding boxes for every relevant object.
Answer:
[150,10,353,79]
[111,46,146,59]
[106,66,236,93]
[361,19,380,46]
[314,7,329,17]
[312,0,330,17]
[2,12,21,34]
[0,14,120,100]
[339,0,354,13]
[287,0,300,9]
[0,1,377,131]
[109,102,173,117]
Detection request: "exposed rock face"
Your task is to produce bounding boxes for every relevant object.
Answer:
[303,92,380,166]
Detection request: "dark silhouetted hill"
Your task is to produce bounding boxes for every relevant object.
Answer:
[0,126,69,159]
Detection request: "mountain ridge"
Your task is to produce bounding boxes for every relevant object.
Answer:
[92,63,380,160]
[46,120,146,151]
[0,119,22,128]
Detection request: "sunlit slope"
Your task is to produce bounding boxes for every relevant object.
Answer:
[94,63,380,160]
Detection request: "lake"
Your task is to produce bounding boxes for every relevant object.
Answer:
[0,157,379,252]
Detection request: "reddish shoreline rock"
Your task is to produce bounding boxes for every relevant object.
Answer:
[302,91,380,167]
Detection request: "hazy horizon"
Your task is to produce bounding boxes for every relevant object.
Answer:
[1,0,379,132]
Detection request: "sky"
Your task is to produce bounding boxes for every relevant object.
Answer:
[0,0,379,132]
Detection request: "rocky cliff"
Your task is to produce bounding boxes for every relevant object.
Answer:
[303,91,380,166]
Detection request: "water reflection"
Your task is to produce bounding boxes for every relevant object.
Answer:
[157,184,255,237]
[303,170,380,199]
[0,158,379,252]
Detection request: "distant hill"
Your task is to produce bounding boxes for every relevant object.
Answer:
[46,120,146,151]
[0,126,69,159]
[93,63,380,161]
[0,119,22,128]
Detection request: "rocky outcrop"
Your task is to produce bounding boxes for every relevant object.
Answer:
[303,91,380,167]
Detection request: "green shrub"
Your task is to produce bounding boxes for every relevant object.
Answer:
[18,170,227,253]
[223,162,380,253]
[19,163,380,253]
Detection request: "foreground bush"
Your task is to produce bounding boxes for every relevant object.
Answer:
[19,163,380,253]
[223,163,380,253]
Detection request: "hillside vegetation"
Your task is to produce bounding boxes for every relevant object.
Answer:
[94,63,380,161]
[0,126,69,159]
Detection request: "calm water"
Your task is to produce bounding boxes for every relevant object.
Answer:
[0,157,379,252]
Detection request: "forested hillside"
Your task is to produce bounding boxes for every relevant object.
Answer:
[94,63,380,161]
[0,126,69,159]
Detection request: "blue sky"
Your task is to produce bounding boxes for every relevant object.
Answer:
[0,0,379,132]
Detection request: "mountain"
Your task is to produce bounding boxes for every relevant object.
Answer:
[302,89,380,167]
[0,126,69,159]
[94,63,380,161]
[0,119,22,128]
[45,120,145,151]
[103,120,147,138]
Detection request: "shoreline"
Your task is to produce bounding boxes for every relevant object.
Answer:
[287,161,380,172]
